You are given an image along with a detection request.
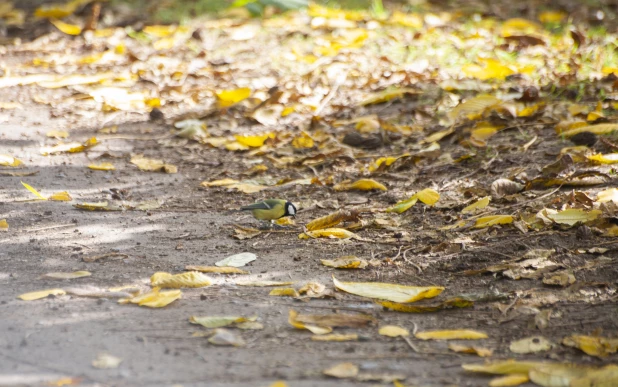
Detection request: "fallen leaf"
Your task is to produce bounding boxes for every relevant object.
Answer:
[546,208,601,226]
[462,196,491,213]
[542,271,576,287]
[21,181,47,200]
[510,336,553,354]
[269,288,300,297]
[208,328,246,346]
[474,215,514,228]
[288,310,332,335]
[184,266,248,274]
[299,228,358,239]
[311,334,359,342]
[48,191,72,201]
[333,276,444,303]
[216,87,251,107]
[41,271,91,280]
[50,18,82,35]
[92,353,122,369]
[321,256,368,269]
[489,374,530,387]
[0,154,23,167]
[323,362,359,378]
[189,315,256,328]
[359,87,419,106]
[73,202,117,211]
[292,131,314,148]
[298,282,326,296]
[18,288,66,300]
[40,137,97,155]
[449,95,502,120]
[597,188,618,204]
[234,132,275,147]
[379,325,409,337]
[0,219,8,231]
[215,252,257,267]
[334,179,387,191]
[491,179,524,198]
[150,272,212,288]
[562,335,618,358]
[561,123,618,138]
[88,163,115,171]
[130,154,177,173]
[378,298,473,313]
[119,287,181,308]
[448,343,493,357]
[415,329,488,340]
[306,210,359,231]
[387,188,439,213]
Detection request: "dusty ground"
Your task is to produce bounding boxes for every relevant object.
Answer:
[2,1,618,387]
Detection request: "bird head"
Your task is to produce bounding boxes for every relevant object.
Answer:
[285,201,297,217]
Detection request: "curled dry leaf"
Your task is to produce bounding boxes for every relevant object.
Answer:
[216,87,251,108]
[234,132,275,148]
[130,154,177,173]
[448,343,493,357]
[185,266,248,274]
[449,95,502,120]
[542,271,576,287]
[40,137,98,155]
[288,310,332,335]
[562,335,618,358]
[298,281,325,296]
[299,228,357,239]
[321,256,368,269]
[305,209,360,231]
[48,191,72,201]
[491,178,524,198]
[150,271,212,288]
[18,288,66,300]
[415,329,488,340]
[189,315,257,328]
[333,179,387,191]
[333,276,444,303]
[118,287,181,308]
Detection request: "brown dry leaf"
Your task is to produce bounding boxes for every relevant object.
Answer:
[321,256,368,269]
[311,334,359,342]
[299,228,358,239]
[333,179,387,191]
[18,288,66,300]
[130,155,177,173]
[150,271,212,289]
[378,298,473,313]
[562,335,618,358]
[269,288,300,297]
[189,315,256,328]
[491,179,524,198]
[306,210,359,231]
[41,271,91,280]
[233,227,262,240]
[323,362,359,378]
[40,137,97,155]
[0,154,23,167]
[448,343,493,357]
[379,325,409,337]
[542,271,576,287]
[333,276,444,303]
[118,287,181,308]
[0,219,8,231]
[184,266,248,274]
[510,336,554,354]
[415,330,488,340]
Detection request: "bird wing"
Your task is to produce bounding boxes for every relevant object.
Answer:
[240,201,272,211]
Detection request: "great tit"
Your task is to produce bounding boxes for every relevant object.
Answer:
[240,199,297,221]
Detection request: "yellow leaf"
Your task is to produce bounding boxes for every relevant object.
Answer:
[415,329,488,340]
[50,18,82,35]
[120,287,181,308]
[49,191,72,201]
[359,87,419,106]
[386,196,418,214]
[323,362,359,378]
[150,271,212,289]
[0,219,8,231]
[184,266,248,274]
[234,132,275,148]
[415,188,440,206]
[142,25,178,37]
[462,196,491,213]
[517,103,544,117]
[333,276,443,303]
[130,154,177,173]
[299,228,357,239]
[379,325,409,337]
[306,210,358,231]
[390,11,423,28]
[18,288,66,301]
[321,256,368,269]
[46,130,69,139]
[288,310,332,335]
[448,343,493,357]
[216,87,251,108]
[40,137,98,155]
[422,127,454,143]
[368,156,400,172]
[449,95,502,120]
[269,288,300,297]
[21,181,47,200]
[474,215,514,228]
[201,178,239,187]
[538,11,567,23]
[73,201,111,211]
[34,0,91,19]
[546,208,601,226]
[562,335,618,358]
[501,18,542,37]
[587,153,618,164]
[462,359,545,374]
[311,334,359,342]
[378,298,473,313]
[489,374,530,387]
[275,217,295,226]
[597,188,618,204]
[41,271,91,280]
[0,154,23,167]
[561,123,618,138]
[189,315,254,328]
[292,131,314,148]
[334,179,387,191]
[88,162,116,171]
[463,59,514,81]
[471,126,498,143]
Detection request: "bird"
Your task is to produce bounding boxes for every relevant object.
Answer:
[240,199,297,225]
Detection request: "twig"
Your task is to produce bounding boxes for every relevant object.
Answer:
[25,223,75,233]
[82,253,129,262]
[402,336,420,353]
